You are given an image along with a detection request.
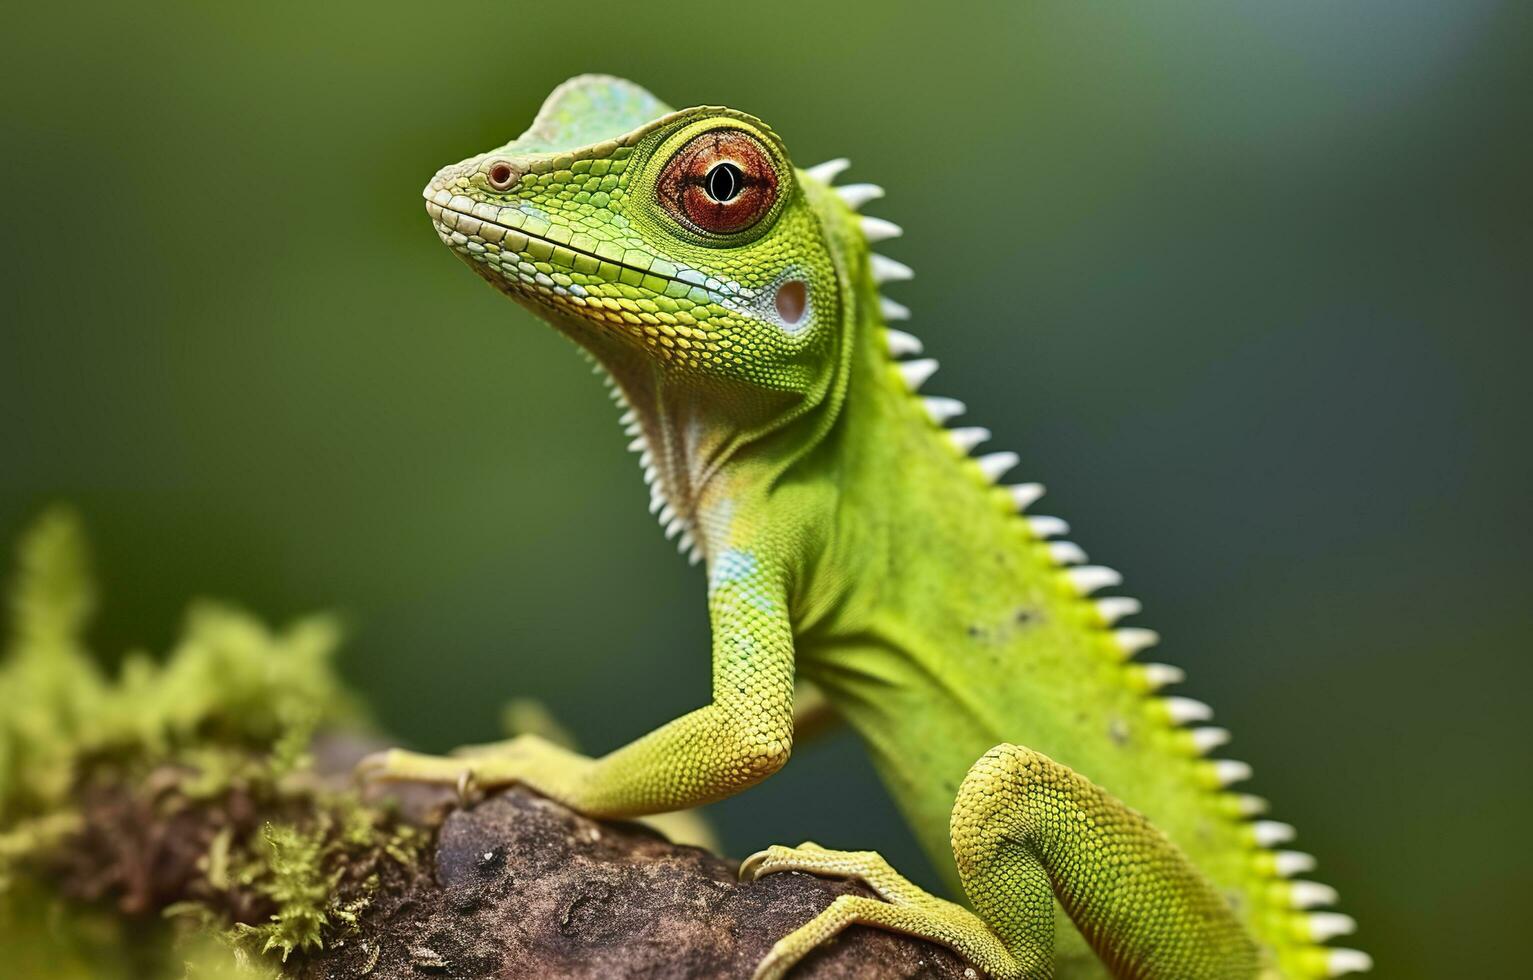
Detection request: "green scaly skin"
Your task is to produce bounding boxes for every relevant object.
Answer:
[367,76,1371,980]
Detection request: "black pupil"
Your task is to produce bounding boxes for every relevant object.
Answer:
[706,162,743,203]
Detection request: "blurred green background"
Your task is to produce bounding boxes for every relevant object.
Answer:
[3,2,1529,976]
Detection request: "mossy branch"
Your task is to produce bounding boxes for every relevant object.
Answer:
[0,510,966,980]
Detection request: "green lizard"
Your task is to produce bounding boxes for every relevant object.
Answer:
[367,75,1371,979]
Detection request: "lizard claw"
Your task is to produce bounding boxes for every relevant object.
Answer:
[741,840,836,881]
[740,844,817,882]
[455,767,482,805]
[739,848,773,882]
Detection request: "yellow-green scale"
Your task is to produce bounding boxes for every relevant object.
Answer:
[787,209,1289,977]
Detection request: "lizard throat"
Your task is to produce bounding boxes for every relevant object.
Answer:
[602,367,723,568]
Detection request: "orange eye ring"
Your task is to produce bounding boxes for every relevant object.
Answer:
[656,129,779,236]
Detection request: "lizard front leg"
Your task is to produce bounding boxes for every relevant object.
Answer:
[743,744,1263,980]
[359,549,796,818]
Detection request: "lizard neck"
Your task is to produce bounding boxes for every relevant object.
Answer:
[590,322,849,567]
[600,355,731,563]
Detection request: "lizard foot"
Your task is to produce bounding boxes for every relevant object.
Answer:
[741,843,938,906]
[355,734,589,802]
[742,843,1024,980]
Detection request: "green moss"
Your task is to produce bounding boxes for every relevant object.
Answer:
[239,822,334,960]
[0,508,359,824]
[0,508,418,978]
[229,799,425,963]
[0,508,110,822]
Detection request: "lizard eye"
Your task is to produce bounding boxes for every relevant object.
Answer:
[657,129,779,236]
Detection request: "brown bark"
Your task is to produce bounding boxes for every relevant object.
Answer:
[37,732,973,978]
[296,786,973,979]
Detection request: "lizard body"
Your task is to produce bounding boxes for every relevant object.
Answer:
[376,76,1370,979]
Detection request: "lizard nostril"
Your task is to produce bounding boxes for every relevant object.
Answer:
[487,161,517,190]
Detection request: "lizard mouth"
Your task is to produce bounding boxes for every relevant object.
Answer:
[423,190,738,303]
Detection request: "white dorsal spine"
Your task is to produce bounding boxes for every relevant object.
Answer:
[1252,821,1297,846]
[1164,696,1214,724]
[1112,627,1160,657]
[1235,794,1270,817]
[1189,727,1231,753]
[1327,949,1374,976]
[898,358,940,391]
[880,295,911,321]
[1026,515,1070,538]
[948,426,991,452]
[1289,880,1338,909]
[1140,663,1185,689]
[836,182,885,209]
[1065,565,1122,594]
[1008,482,1046,510]
[1047,541,1088,565]
[1307,913,1357,942]
[922,397,966,424]
[860,215,903,242]
[1274,850,1317,877]
[885,328,923,357]
[1212,759,1254,786]
[870,253,914,283]
[976,452,1018,483]
[803,157,850,184]
[1094,596,1141,624]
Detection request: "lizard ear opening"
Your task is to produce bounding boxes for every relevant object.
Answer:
[775,280,807,326]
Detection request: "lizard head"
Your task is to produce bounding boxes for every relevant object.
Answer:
[424,76,846,429]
